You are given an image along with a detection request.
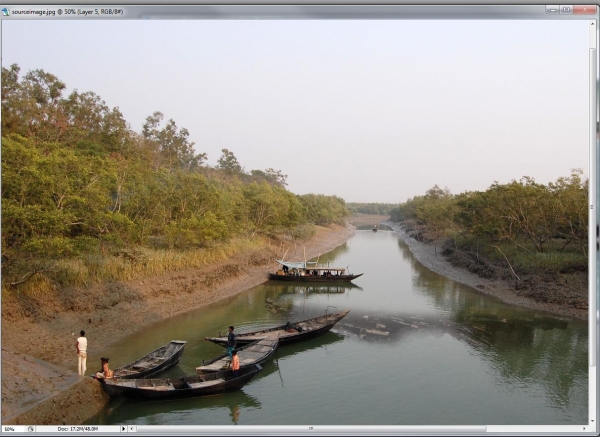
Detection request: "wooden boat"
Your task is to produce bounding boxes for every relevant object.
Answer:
[196,332,279,374]
[102,364,261,400]
[113,340,187,379]
[269,260,363,282]
[205,310,350,347]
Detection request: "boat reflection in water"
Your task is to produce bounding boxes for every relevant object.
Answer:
[273,282,363,295]
[88,387,262,425]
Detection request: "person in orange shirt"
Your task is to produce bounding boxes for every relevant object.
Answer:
[230,350,240,377]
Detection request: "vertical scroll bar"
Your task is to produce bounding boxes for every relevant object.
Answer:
[589,19,597,367]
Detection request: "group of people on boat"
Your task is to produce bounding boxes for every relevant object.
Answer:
[279,265,343,277]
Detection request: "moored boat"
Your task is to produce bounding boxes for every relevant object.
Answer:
[205,310,350,348]
[196,332,279,374]
[113,340,187,379]
[269,260,363,282]
[102,364,261,400]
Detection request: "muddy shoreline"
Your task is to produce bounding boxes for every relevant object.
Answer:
[1,224,355,424]
[384,221,587,321]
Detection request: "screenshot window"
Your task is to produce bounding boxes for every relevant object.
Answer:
[0,2,598,436]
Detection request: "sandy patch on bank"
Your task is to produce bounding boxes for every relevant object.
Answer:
[385,221,587,320]
[1,224,355,424]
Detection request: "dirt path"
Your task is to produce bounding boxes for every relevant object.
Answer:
[1,224,355,424]
[385,221,587,320]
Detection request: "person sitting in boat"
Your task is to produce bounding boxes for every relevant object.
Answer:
[285,321,297,332]
[282,265,289,274]
[96,357,114,380]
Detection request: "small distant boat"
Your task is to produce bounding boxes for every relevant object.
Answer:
[205,310,350,348]
[112,340,187,379]
[102,364,262,400]
[372,225,378,232]
[196,333,279,374]
[269,260,363,282]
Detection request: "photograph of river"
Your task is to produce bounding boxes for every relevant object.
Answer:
[1,6,593,429]
[89,229,588,425]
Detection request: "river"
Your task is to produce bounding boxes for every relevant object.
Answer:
[89,228,588,425]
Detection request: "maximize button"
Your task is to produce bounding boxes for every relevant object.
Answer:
[560,5,573,14]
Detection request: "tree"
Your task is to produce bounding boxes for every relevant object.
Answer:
[142,111,206,170]
[217,148,243,174]
[250,168,288,187]
[1,67,68,142]
[549,169,588,255]
[63,90,130,155]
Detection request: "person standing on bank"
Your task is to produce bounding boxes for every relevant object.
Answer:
[227,326,237,359]
[76,330,87,376]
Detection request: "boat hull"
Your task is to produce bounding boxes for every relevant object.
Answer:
[205,310,350,348]
[113,340,187,379]
[102,365,261,400]
[197,335,279,374]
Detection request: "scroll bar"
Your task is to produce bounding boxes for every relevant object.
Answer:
[590,19,597,369]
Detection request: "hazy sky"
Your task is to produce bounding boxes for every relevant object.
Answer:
[1,19,591,202]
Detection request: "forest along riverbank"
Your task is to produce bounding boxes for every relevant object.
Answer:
[1,223,355,425]
[384,221,587,320]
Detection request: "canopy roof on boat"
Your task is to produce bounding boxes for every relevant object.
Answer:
[275,260,345,272]
[276,260,317,270]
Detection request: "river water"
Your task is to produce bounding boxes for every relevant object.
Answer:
[90,229,588,426]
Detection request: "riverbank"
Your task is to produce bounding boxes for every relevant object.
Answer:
[1,223,355,424]
[385,221,587,321]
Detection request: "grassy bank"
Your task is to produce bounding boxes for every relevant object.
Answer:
[3,238,266,300]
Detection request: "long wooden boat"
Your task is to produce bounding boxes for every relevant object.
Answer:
[205,310,350,348]
[196,332,279,374]
[102,364,262,400]
[113,340,187,379]
[269,260,362,283]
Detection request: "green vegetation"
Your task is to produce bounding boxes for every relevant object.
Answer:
[346,202,399,216]
[390,173,588,276]
[1,64,349,295]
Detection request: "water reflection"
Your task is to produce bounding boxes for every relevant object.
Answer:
[229,404,240,424]
[265,282,363,295]
[355,224,393,231]
[395,236,587,411]
[88,389,261,425]
[308,242,350,265]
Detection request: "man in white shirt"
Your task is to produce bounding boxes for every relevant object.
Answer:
[76,330,87,376]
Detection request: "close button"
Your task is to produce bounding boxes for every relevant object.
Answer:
[573,5,597,14]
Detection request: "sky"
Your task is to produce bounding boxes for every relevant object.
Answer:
[1,18,592,203]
